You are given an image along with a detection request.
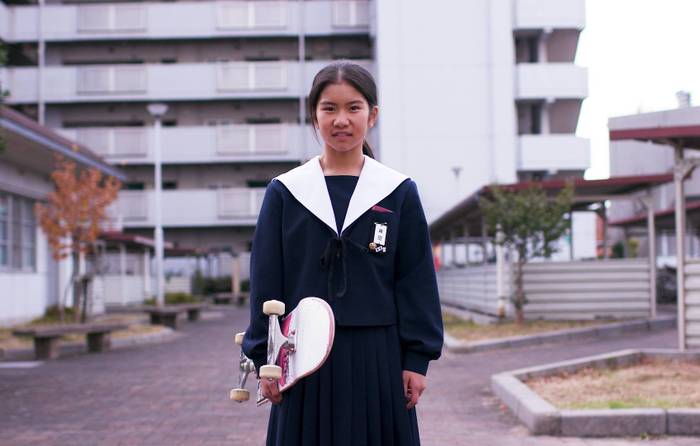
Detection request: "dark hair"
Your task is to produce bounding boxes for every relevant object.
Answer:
[308,60,377,159]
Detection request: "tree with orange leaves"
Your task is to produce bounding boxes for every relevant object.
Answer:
[35,156,121,322]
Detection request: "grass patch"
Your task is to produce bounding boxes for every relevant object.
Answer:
[526,358,700,409]
[442,311,607,342]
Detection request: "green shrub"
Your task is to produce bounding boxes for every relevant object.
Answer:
[191,274,232,295]
[143,292,201,306]
[30,305,77,325]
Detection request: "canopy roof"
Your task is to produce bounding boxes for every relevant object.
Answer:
[609,106,700,150]
[429,173,673,240]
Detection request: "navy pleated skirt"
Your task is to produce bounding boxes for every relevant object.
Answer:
[266,324,421,446]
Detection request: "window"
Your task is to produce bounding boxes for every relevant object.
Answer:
[517,103,542,135]
[0,192,37,271]
[515,35,539,63]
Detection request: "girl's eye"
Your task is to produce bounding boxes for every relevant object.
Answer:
[350,106,361,111]
[321,107,335,112]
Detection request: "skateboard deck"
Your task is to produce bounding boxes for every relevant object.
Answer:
[231,297,335,405]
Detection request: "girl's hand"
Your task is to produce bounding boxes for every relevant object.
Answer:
[260,378,282,404]
[402,370,426,409]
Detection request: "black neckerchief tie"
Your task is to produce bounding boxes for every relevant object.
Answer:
[319,234,368,300]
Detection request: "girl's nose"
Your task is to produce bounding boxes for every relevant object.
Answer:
[334,114,349,127]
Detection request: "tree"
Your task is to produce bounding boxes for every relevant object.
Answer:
[479,182,573,324]
[35,157,121,322]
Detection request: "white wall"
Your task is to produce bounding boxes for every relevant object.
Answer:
[0,229,50,327]
[376,0,517,222]
[0,2,9,41]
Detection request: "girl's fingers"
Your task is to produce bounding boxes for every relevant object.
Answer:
[261,379,283,404]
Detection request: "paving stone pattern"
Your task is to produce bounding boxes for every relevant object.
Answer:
[0,307,697,446]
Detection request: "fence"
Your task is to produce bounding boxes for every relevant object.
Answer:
[438,258,653,320]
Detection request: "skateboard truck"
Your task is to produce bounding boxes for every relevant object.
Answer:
[260,300,295,381]
[230,299,295,404]
[230,331,255,402]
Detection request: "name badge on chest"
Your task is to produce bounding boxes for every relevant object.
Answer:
[369,222,388,254]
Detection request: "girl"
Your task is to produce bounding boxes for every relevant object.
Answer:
[242,61,443,446]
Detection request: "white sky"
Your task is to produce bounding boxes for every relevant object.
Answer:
[576,0,700,179]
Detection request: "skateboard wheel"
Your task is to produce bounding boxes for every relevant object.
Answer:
[234,332,245,345]
[230,388,250,402]
[262,300,285,316]
[259,364,283,380]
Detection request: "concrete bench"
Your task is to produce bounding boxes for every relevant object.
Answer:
[178,303,207,322]
[143,303,207,329]
[143,306,182,330]
[212,293,234,305]
[13,322,128,360]
[213,292,248,306]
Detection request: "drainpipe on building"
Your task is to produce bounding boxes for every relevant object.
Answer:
[38,0,46,125]
[298,0,306,159]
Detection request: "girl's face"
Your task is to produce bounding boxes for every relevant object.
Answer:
[314,81,378,155]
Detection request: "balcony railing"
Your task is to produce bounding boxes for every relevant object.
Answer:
[115,188,265,228]
[513,0,586,30]
[3,60,372,104]
[6,1,370,42]
[59,124,305,163]
[518,134,590,172]
[515,63,588,100]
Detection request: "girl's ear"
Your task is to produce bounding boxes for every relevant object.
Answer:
[368,105,379,128]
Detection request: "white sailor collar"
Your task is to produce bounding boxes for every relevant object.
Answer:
[274,154,409,235]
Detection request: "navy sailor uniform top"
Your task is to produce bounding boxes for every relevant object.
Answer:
[242,155,444,376]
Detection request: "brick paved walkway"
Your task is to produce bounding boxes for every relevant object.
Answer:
[0,307,697,446]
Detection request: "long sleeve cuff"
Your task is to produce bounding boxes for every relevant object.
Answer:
[402,351,432,376]
[253,358,267,378]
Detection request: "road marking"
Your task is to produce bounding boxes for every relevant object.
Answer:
[0,361,44,369]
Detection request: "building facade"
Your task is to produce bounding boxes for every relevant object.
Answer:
[0,106,126,325]
[375,0,589,222]
[608,103,700,264]
[1,0,589,265]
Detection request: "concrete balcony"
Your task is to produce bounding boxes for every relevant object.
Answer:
[0,2,9,41]
[513,0,586,30]
[515,63,588,100]
[58,124,307,164]
[7,1,369,43]
[518,134,590,172]
[115,188,265,228]
[3,60,372,104]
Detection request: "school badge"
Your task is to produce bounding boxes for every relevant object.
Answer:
[369,222,388,254]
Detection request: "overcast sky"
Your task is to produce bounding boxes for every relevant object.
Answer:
[576,0,700,179]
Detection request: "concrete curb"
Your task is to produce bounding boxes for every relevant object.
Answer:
[1,326,181,362]
[491,349,700,437]
[444,314,676,354]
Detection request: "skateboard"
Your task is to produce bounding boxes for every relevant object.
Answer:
[230,297,335,405]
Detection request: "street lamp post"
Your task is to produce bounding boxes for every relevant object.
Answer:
[147,103,168,307]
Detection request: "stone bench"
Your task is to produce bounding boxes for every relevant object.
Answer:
[213,292,248,306]
[178,303,207,322]
[13,322,128,360]
[143,303,207,329]
[143,306,182,330]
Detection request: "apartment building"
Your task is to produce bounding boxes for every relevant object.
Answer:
[376,0,590,223]
[1,0,591,265]
[0,0,371,262]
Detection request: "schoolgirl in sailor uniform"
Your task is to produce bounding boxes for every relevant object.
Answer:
[242,61,443,446]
